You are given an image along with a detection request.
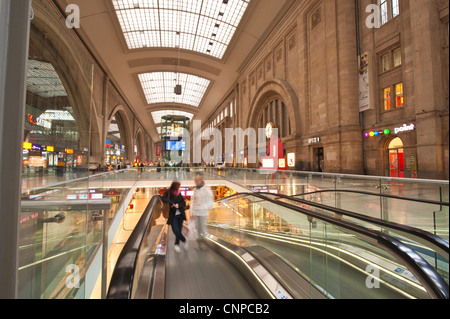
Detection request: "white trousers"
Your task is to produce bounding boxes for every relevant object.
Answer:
[194,215,208,240]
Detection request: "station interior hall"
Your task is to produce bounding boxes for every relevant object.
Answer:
[0,0,449,301]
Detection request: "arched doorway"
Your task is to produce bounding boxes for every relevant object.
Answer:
[257,98,291,140]
[388,137,404,178]
[134,130,144,166]
[105,114,128,168]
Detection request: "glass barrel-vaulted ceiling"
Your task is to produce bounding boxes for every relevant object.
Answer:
[27,60,68,98]
[112,0,251,59]
[151,110,194,125]
[138,72,210,107]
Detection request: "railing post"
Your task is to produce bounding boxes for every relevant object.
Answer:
[101,209,108,299]
[0,0,32,299]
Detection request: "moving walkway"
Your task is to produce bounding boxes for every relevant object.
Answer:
[107,192,449,299]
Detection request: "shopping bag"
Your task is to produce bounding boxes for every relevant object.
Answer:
[187,217,197,240]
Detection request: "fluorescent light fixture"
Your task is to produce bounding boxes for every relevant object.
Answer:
[112,0,250,59]
[151,110,194,125]
[139,72,210,107]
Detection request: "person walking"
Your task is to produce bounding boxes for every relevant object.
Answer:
[190,175,214,248]
[162,181,188,253]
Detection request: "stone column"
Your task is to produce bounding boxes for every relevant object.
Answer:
[335,0,364,174]
[409,0,446,179]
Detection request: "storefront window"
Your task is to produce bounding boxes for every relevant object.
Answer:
[388,137,404,178]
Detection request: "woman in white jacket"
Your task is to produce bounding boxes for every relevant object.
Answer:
[190,175,214,243]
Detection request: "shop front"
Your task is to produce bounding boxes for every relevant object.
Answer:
[364,123,417,178]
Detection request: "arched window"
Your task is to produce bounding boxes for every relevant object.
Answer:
[258,99,290,138]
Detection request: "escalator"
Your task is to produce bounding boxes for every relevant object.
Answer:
[264,191,449,285]
[107,192,449,300]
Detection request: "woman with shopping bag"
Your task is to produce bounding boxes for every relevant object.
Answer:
[161,181,188,253]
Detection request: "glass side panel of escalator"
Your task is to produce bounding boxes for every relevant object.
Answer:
[271,193,449,285]
[208,195,431,299]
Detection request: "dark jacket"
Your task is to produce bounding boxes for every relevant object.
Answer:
[161,190,187,225]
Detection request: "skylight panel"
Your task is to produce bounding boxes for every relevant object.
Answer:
[139,72,210,107]
[38,110,75,121]
[27,60,68,98]
[151,110,194,125]
[112,0,251,59]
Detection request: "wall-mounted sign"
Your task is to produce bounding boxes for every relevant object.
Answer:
[66,149,74,154]
[262,158,275,169]
[278,158,286,169]
[394,124,415,134]
[46,146,54,152]
[359,51,373,112]
[156,145,162,157]
[287,153,296,167]
[365,129,390,138]
[365,124,415,138]
[31,144,42,151]
[308,137,321,144]
[27,113,51,129]
[23,142,32,150]
[251,186,269,192]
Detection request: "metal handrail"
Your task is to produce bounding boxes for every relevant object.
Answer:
[289,189,449,206]
[207,166,450,185]
[20,198,112,211]
[106,195,162,299]
[257,192,449,260]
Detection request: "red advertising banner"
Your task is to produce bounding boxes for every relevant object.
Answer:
[156,145,162,157]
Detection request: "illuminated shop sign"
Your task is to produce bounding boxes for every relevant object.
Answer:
[394,124,415,134]
[365,129,390,138]
[365,124,415,138]
[27,114,52,129]
[31,144,42,151]
[287,153,296,167]
[262,158,274,169]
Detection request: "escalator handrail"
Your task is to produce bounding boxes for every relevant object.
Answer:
[106,195,162,299]
[256,192,449,259]
[289,189,449,206]
[216,192,449,299]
